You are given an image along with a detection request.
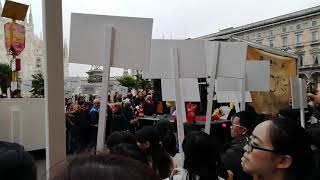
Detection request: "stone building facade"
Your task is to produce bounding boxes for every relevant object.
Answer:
[0,2,69,83]
[197,6,320,91]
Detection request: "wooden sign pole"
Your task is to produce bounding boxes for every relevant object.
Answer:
[96,26,114,151]
[172,48,185,165]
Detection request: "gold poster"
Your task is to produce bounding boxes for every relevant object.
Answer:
[247,47,297,115]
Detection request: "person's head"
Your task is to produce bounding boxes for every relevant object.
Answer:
[145,95,152,102]
[242,118,314,180]
[50,153,160,180]
[0,141,37,180]
[135,126,160,151]
[183,122,198,136]
[306,123,320,150]
[135,126,171,179]
[183,131,220,180]
[106,131,136,150]
[138,92,144,98]
[230,111,254,138]
[72,104,81,112]
[93,99,100,108]
[155,120,177,156]
[110,143,148,164]
[81,102,92,111]
[111,102,122,113]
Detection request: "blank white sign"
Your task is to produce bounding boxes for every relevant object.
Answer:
[290,77,307,109]
[215,60,270,91]
[206,42,247,79]
[161,78,201,102]
[216,91,252,103]
[143,40,208,79]
[69,13,153,71]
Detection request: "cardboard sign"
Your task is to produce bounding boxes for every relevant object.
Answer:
[161,78,200,102]
[81,85,96,94]
[215,60,270,91]
[215,91,252,103]
[143,40,208,79]
[290,77,307,109]
[4,22,26,55]
[69,13,153,71]
[206,41,247,79]
[112,85,128,96]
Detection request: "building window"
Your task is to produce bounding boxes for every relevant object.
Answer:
[312,31,318,41]
[282,27,286,32]
[298,55,304,66]
[297,24,301,30]
[257,33,261,37]
[282,37,288,47]
[269,40,274,47]
[36,64,41,68]
[312,20,317,26]
[296,34,302,44]
[246,35,249,40]
[270,30,273,36]
[314,54,319,65]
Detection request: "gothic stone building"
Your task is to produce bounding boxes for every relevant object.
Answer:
[197,5,320,91]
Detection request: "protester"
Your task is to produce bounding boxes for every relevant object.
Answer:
[221,111,255,180]
[106,131,137,150]
[306,123,320,180]
[50,153,160,180]
[241,117,314,180]
[110,143,148,164]
[136,126,173,179]
[142,95,156,116]
[155,120,177,156]
[110,102,129,132]
[167,131,225,180]
[0,141,37,180]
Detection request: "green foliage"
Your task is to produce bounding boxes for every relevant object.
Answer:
[30,72,44,97]
[0,63,11,95]
[117,75,137,88]
[134,72,152,90]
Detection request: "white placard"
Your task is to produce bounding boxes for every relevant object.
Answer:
[206,42,247,79]
[290,77,307,109]
[69,13,153,71]
[81,85,96,94]
[143,40,208,79]
[215,60,270,91]
[161,78,200,102]
[112,85,128,96]
[246,61,270,91]
[215,91,252,103]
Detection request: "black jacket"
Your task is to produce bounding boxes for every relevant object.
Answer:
[111,110,129,132]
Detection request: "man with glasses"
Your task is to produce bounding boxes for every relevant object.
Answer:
[221,111,255,180]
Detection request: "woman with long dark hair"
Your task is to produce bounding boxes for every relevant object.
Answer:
[136,126,173,179]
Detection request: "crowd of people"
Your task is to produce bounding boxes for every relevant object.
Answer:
[1,91,320,180]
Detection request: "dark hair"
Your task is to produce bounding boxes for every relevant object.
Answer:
[0,141,37,180]
[135,126,172,179]
[106,131,136,150]
[269,118,314,180]
[155,120,177,156]
[50,153,160,180]
[183,122,198,136]
[234,111,255,134]
[110,143,148,164]
[306,123,320,149]
[183,131,220,180]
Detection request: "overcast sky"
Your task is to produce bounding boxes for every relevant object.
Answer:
[4,0,320,77]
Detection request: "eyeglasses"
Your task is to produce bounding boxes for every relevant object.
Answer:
[245,137,279,153]
[231,123,246,129]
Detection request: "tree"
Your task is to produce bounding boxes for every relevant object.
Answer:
[117,75,137,89]
[30,72,44,97]
[134,71,152,90]
[0,63,11,95]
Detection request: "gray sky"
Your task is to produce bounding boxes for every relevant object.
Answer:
[5,0,320,77]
